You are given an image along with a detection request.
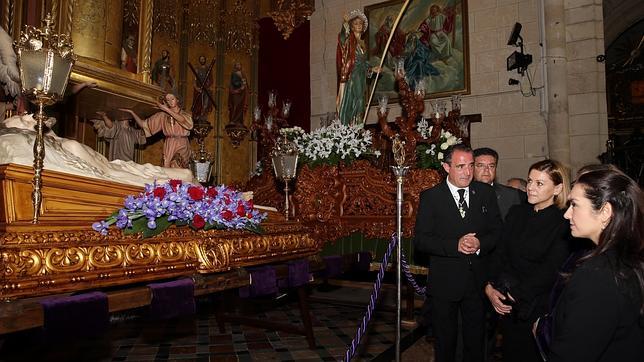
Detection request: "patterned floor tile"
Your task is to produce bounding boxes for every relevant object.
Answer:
[0,285,430,362]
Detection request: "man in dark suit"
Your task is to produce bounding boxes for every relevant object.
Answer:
[473,147,526,361]
[415,144,503,362]
[473,147,527,221]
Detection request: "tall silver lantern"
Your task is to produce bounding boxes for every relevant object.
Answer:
[271,138,298,220]
[14,13,76,223]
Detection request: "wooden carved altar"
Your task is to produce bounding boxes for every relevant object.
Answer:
[248,157,443,243]
[0,164,321,300]
[247,76,480,243]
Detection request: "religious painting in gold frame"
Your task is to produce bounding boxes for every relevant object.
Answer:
[365,0,470,103]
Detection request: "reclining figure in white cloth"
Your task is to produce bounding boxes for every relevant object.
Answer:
[0,113,194,186]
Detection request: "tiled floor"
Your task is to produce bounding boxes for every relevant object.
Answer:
[0,285,432,361]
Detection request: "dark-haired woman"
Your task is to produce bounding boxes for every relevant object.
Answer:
[546,168,644,361]
[485,160,572,362]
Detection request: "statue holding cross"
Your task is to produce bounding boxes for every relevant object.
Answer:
[189,55,216,123]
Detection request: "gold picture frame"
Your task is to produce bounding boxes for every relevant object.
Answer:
[365,0,471,103]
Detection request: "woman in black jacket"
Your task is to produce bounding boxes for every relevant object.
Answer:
[545,168,644,361]
[485,159,572,362]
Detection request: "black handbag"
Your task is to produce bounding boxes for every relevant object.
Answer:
[534,313,553,361]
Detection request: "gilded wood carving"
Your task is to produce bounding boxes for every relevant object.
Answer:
[0,165,321,300]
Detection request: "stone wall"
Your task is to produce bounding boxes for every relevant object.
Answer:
[565,0,608,174]
[310,0,607,182]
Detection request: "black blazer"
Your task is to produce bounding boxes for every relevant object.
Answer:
[414,181,503,300]
[549,250,644,361]
[493,183,526,221]
[488,204,571,322]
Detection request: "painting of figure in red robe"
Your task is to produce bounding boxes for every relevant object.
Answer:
[365,0,470,102]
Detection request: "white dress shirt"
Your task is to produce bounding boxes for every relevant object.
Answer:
[446,179,469,208]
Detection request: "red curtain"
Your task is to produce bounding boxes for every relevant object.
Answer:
[257,17,311,132]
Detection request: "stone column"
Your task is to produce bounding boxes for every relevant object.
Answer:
[544,0,570,166]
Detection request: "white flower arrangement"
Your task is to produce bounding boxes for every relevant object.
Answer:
[285,121,373,167]
[416,129,462,169]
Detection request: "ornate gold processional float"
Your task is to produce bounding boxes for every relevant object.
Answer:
[0,163,317,300]
[0,16,321,305]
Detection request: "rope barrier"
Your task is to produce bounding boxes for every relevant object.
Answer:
[342,235,428,361]
[343,234,397,362]
[401,249,427,296]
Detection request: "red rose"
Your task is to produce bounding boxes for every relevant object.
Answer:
[169,179,182,191]
[192,214,205,229]
[207,187,218,198]
[221,209,233,221]
[236,204,245,216]
[247,199,254,209]
[153,187,166,199]
[188,186,205,201]
[224,197,231,205]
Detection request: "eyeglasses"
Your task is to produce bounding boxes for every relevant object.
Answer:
[475,163,496,170]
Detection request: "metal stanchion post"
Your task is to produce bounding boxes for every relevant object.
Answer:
[391,136,409,362]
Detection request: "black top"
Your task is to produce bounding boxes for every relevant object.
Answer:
[549,250,644,362]
[488,203,571,322]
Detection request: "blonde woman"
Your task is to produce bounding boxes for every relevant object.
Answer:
[486,159,572,362]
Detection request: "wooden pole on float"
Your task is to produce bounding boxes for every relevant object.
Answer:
[361,0,411,125]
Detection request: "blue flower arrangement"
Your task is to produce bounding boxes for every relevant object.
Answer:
[92,180,266,238]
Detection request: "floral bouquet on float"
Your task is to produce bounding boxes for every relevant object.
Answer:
[416,124,462,170]
[92,180,267,238]
[280,121,376,168]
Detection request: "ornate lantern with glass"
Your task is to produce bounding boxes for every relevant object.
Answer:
[14,13,76,223]
[271,137,298,220]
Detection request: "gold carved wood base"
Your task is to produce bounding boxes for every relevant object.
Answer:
[0,164,320,300]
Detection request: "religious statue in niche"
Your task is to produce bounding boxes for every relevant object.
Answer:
[121,33,138,73]
[336,9,381,126]
[91,111,146,162]
[120,93,193,168]
[228,62,248,125]
[191,55,215,123]
[151,49,175,93]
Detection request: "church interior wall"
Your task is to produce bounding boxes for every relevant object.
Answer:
[310,0,608,180]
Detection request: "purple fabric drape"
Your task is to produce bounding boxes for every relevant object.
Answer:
[147,278,196,320]
[40,291,109,338]
[239,266,278,298]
